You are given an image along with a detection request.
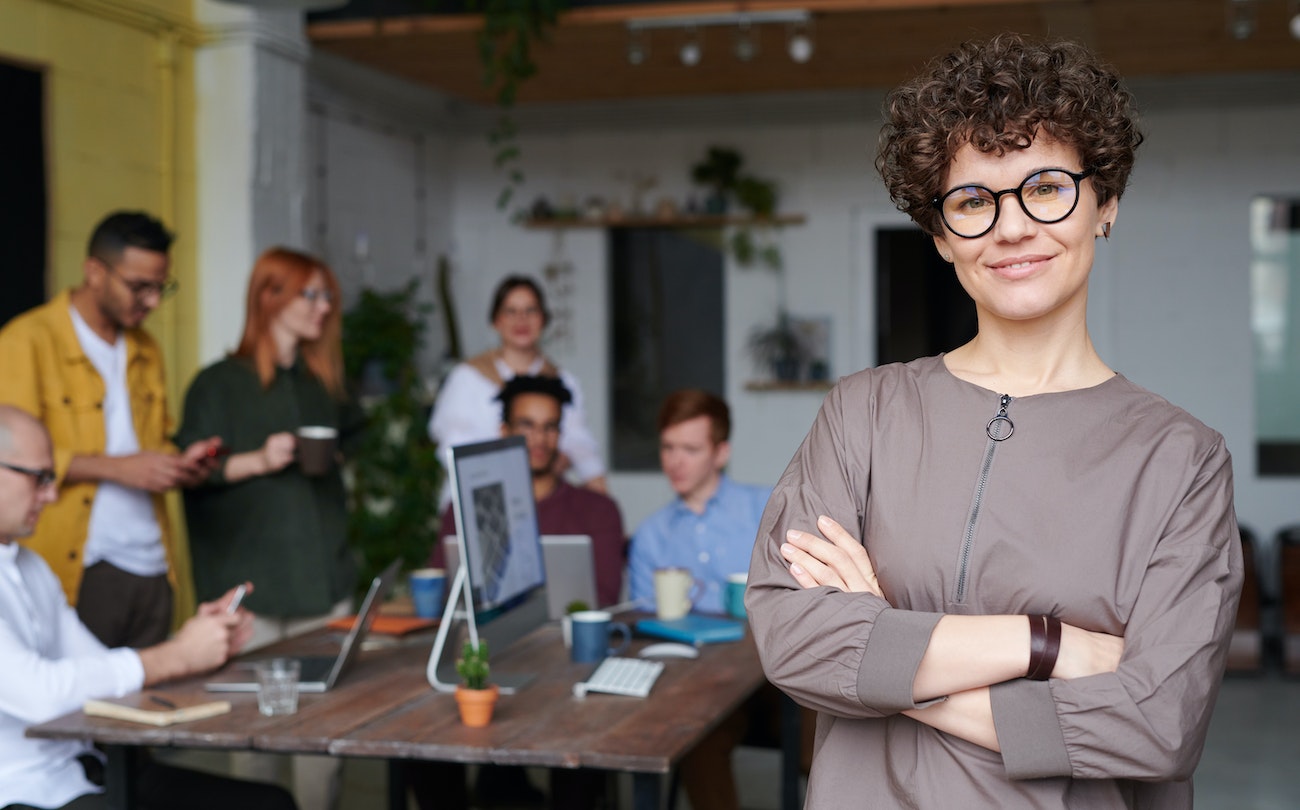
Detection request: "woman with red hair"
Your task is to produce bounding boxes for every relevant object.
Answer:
[178,246,359,636]
[176,247,361,806]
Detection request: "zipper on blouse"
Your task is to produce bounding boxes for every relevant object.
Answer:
[954,394,1015,604]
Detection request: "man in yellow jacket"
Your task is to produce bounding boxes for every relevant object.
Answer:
[0,211,220,648]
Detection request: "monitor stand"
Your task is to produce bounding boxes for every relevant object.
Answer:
[426,565,537,694]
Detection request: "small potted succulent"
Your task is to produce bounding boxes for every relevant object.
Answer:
[454,640,499,727]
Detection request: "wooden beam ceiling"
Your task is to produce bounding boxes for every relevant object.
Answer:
[309,0,1300,105]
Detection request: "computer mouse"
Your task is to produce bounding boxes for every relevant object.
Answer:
[639,642,700,660]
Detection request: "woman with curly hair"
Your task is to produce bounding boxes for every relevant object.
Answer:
[746,34,1240,807]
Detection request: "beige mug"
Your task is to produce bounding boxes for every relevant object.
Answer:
[653,567,699,620]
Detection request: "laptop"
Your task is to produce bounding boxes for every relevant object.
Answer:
[539,535,598,620]
[205,559,402,694]
[443,534,598,620]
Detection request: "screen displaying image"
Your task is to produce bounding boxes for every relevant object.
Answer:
[449,436,545,612]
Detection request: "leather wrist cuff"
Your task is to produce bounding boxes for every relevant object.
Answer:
[1027,614,1062,681]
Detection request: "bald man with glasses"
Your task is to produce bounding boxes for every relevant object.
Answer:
[0,211,222,650]
[0,405,296,810]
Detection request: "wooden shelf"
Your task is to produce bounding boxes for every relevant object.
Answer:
[522,213,806,230]
[744,380,834,392]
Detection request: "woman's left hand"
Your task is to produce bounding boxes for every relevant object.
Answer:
[781,515,884,599]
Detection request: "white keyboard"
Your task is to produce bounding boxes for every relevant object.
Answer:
[573,656,665,698]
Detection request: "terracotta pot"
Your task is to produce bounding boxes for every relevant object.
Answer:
[455,684,500,727]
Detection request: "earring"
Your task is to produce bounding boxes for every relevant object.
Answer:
[941,253,951,262]
[1101,222,1112,241]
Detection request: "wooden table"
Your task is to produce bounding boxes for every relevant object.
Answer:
[27,619,799,810]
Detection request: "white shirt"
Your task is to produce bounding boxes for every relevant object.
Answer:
[427,358,606,505]
[69,306,167,577]
[0,541,145,808]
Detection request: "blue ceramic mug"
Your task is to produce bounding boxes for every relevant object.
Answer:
[570,610,631,663]
[724,573,748,619]
[409,568,446,619]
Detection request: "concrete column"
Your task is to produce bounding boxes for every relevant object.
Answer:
[193,1,310,362]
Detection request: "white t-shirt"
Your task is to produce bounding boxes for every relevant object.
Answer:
[69,307,167,577]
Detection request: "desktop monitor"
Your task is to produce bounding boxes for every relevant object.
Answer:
[447,436,546,615]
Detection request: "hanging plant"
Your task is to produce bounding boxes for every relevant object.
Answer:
[473,0,565,210]
[417,0,565,210]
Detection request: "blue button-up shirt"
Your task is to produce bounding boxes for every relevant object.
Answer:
[628,475,772,614]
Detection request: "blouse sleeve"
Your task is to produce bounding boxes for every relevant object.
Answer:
[746,380,944,719]
[0,556,144,725]
[990,436,1241,782]
[556,369,606,482]
[174,364,232,487]
[428,364,498,450]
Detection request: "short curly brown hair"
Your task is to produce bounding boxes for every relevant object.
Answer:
[876,33,1143,236]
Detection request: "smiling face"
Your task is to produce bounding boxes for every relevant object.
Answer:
[492,286,546,353]
[273,269,333,345]
[932,137,1118,330]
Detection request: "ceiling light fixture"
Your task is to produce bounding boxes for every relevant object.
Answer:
[628,28,649,66]
[680,27,703,67]
[627,10,812,64]
[787,19,814,64]
[734,22,759,62]
[1227,0,1256,40]
[1290,0,1300,40]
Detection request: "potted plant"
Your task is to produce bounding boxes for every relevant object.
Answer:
[691,146,743,214]
[747,312,811,382]
[455,640,499,727]
[341,280,443,596]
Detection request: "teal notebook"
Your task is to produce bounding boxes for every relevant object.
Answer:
[635,615,746,645]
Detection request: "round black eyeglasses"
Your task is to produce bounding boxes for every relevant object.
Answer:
[932,168,1095,239]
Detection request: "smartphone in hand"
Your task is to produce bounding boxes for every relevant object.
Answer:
[226,583,247,615]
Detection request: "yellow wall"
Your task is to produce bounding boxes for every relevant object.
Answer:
[0,0,203,619]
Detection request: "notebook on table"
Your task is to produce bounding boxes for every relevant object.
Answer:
[205,558,401,694]
[635,614,746,646]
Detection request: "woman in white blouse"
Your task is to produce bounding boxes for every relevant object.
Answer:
[428,275,606,498]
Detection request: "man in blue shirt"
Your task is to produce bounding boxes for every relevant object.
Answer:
[628,390,774,810]
[629,389,770,615]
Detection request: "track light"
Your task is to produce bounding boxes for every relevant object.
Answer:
[734,22,759,62]
[627,27,648,66]
[628,10,812,65]
[679,27,702,67]
[1291,0,1300,40]
[1227,0,1256,40]
[787,20,814,63]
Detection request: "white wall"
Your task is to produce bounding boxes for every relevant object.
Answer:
[308,59,1300,572]
[439,80,1300,547]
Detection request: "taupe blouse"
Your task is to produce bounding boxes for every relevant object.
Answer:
[746,355,1241,809]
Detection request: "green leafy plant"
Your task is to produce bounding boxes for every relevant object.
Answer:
[690,145,784,270]
[564,600,590,614]
[471,0,564,209]
[691,146,744,206]
[456,640,492,690]
[747,311,811,381]
[342,280,442,595]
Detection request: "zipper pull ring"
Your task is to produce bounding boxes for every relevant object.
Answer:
[986,393,1014,442]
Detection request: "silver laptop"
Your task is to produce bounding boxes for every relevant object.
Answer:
[444,534,597,621]
[205,559,401,694]
[539,535,598,619]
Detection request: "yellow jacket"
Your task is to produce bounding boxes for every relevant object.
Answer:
[0,290,177,603]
